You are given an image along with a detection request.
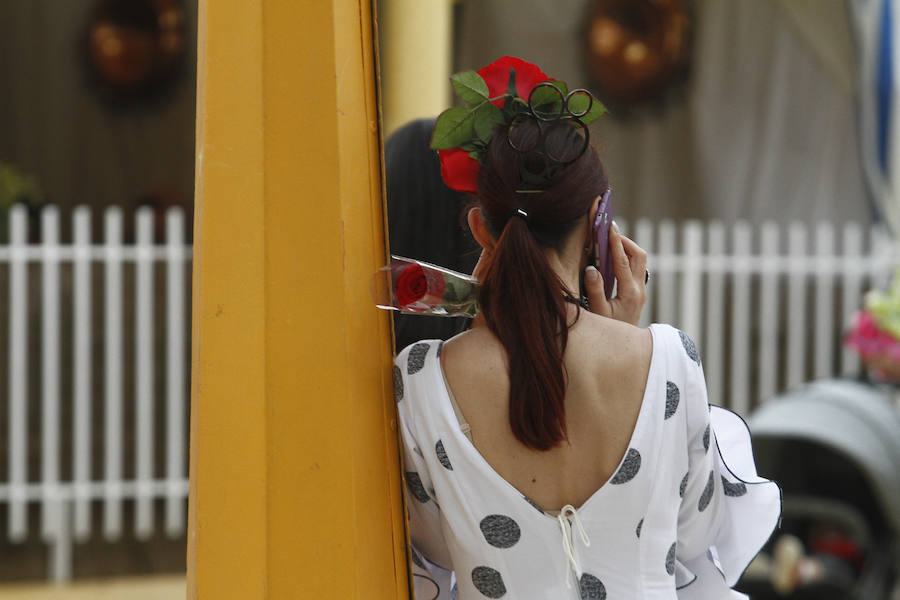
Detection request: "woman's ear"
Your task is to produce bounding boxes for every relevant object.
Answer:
[467,207,496,252]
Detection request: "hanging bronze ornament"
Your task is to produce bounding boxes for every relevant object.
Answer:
[86,0,186,106]
[583,0,691,109]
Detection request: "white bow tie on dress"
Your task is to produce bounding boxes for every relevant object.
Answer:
[556,504,591,589]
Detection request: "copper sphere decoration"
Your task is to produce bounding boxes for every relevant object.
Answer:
[86,0,186,104]
[584,0,690,107]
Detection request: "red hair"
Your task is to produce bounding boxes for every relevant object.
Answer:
[476,123,608,450]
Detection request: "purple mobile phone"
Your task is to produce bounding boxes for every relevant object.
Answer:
[592,189,615,299]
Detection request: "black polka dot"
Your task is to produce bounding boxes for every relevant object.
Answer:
[636,518,643,538]
[722,476,748,497]
[610,448,641,484]
[702,424,710,453]
[679,330,701,365]
[523,496,545,515]
[579,573,606,599]
[472,566,506,598]
[405,471,430,503]
[437,341,444,358]
[679,472,689,498]
[451,582,459,600]
[436,440,453,470]
[479,514,521,548]
[665,381,680,419]
[411,547,425,568]
[393,365,403,402]
[665,542,677,575]
[407,342,430,374]
[698,471,715,512]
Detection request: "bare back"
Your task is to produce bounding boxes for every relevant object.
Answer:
[440,310,653,512]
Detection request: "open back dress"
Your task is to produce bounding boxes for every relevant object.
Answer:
[394,323,781,600]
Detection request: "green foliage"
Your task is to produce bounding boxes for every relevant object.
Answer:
[0,162,44,243]
[529,81,566,118]
[450,71,489,104]
[430,106,478,150]
[474,104,504,143]
[0,163,43,211]
[572,93,607,126]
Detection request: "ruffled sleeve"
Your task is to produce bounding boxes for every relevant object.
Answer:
[673,330,782,600]
[395,343,455,600]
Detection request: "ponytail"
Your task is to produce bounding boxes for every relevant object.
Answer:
[474,119,608,451]
[479,215,572,450]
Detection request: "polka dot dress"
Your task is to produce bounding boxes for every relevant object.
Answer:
[395,324,781,599]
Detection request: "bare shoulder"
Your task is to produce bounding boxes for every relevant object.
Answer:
[572,312,652,361]
[440,326,506,377]
[564,313,654,395]
[439,326,510,409]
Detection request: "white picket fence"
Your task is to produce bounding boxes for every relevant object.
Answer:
[619,218,897,415]
[1,204,191,582]
[0,208,897,582]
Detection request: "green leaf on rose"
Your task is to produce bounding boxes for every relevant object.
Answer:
[529,81,566,118]
[530,79,568,101]
[474,103,505,143]
[574,94,607,125]
[430,106,478,150]
[450,71,489,105]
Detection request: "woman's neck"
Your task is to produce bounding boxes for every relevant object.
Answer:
[471,245,586,329]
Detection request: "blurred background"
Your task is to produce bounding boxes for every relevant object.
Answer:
[2,0,900,598]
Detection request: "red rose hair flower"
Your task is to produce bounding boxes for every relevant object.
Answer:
[436,57,548,193]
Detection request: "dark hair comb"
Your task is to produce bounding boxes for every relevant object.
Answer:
[508,82,593,192]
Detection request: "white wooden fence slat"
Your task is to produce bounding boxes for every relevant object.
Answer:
[704,222,725,406]
[103,207,124,539]
[635,219,654,329]
[871,225,893,290]
[729,222,752,415]
[840,223,863,376]
[41,207,61,541]
[679,221,704,350]
[786,223,808,389]
[8,205,28,542]
[50,501,72,582]
[757,222,780,403]
[135,208,155,539]
[165,208,186,536]
[72,207,92,540]
[657,221,677,326]
[814,223,836,379]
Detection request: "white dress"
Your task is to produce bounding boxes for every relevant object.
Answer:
[394,323,781,600]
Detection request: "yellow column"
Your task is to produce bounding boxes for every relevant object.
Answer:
[381,0,454,135]
[188,1,408,598]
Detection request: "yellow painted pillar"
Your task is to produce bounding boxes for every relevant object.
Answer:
[381,0,454,135]
[188,1,408,598]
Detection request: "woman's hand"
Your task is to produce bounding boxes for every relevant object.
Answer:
[584,223,648,326]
